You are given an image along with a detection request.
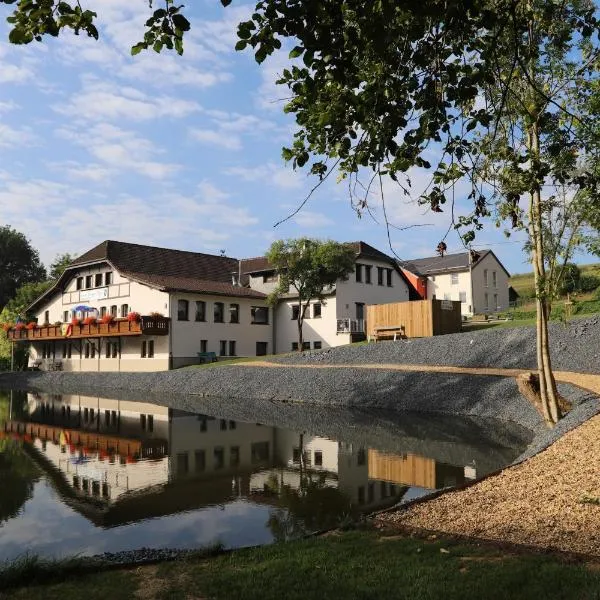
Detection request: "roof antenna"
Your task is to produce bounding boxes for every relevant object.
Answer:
[220,249,226,257]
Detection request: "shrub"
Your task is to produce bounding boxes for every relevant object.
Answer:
[579,274,600,293]
[149,311,163,318]
[127,312,141,322]
[25,322,37,330]
[1,323,12,332]
[83,316,97,325]
[100,314,114,324]
[558,263,581,295]
[593,286,600,301]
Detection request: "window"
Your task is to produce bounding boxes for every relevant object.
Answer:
[63,310,68,322]
[200,339,207,353]
[95,273,103,287]
[451,273,459,285]
[141,341,147,358]
[263,272,278,283]
[105,272,112,286]
[387,269,393,287]
[492,271,497,288]
[220,418,227,431]
[85,275,93,289]
[291,304,300,320]
[219,340,227,356]
[228,340,236,356]
[178,299,189,321]
[110,305,117,317]
[106,343,111,359]
[214,447,225,469]
[365,265,372,284]
[256,342,268,356]
[214,302,224,323]
[357,486,365,505]
[251,441,270,463]
[377,266,384,286]
[147,340,154,358]
[76,277,83,290]
[177,452,189,474]
[120,304,128,318]
[251,306,269,324]
[314,451,323,467]
[229,420,236,430]
[148,415,154,432]
[100,307,106,318]
[44,310,49,324]
[357,448,366,466]
[355,264,363,283]
[484,269,489,287]
[313,303,322,318]
[355,302,365,320]
[140,414,147,430]
[229,303,239,323]
[230,446,240,467]
[195,450,206,472]
[494,294,498,311]
[484,292,489,310]
[459,291,467,303]
[313,341,322,350]
[302,342,310,350]
[195,301,206,322]
[90,343,96,359]
[292,342,299,351]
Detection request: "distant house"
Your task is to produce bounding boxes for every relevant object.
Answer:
[399,250,510,316]
[242,241,412,352]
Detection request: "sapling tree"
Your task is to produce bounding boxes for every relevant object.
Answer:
[266,239,355,351]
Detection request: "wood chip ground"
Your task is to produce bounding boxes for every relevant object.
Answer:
[378,414,600,557]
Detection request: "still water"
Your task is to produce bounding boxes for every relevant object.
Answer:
[0,390,532,561]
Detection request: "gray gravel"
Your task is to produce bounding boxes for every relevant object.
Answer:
[1,316,599,466]
[274,315,600,373]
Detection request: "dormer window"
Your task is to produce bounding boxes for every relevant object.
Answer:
[105,272,113,286]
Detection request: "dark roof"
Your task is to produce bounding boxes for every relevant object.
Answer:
[29,240,266,311]
[241,241,399,275]
[399,250,510,278]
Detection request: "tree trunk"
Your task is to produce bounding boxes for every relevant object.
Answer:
[297,315,303,351]
[528,138,561,427]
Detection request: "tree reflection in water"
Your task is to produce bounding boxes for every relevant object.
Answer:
[0,391,40,523]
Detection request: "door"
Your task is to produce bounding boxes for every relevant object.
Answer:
[256,342,268,356]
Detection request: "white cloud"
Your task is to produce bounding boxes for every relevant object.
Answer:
[191,128,242,151]
[55,79,201,122]
[224,163,303,190]
[292,211,334,228]
[56,123,180,180]
[0,122,38,147]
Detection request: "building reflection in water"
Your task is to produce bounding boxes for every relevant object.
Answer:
[3,393,475,531]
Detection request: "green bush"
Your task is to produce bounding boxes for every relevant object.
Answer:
[593,286,600,301]
[559,263,581,295]
[578,274,600,293]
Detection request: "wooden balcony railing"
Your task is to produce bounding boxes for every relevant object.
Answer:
[6,316,170,342]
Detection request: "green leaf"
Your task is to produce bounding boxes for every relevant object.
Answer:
[172,14,190,32]
[289,46,303,59]
[220,0,232,5]
[235,40,247,51]
[131,43,145,56]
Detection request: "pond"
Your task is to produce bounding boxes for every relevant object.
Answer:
[0,390,532,562]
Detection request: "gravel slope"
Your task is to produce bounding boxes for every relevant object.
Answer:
[274,316,600,373]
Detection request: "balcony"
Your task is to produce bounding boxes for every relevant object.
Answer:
[336,318,365,334]
[6,316,170,342]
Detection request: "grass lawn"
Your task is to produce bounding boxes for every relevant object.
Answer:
[3,530,600,600]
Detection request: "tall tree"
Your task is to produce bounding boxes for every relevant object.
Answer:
[266,239,356,350]
[0,226,46,311]
[49,253,75,281]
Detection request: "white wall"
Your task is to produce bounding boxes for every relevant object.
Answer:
[426,270,472,316]
[169,293,272,362]
[471,253,510,314]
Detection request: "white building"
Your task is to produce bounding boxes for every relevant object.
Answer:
[399,250,510,317]
[242,242,413,353]
[9,240,413,371]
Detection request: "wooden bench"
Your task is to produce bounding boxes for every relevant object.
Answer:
[370,325,406,342]
[197,351,218,364]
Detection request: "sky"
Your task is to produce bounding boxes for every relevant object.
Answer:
[0,0,585,276]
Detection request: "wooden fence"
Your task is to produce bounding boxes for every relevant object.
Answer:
[366,299,462,339]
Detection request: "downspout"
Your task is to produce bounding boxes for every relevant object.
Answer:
[168,293,173,370]
[469,251,475,316]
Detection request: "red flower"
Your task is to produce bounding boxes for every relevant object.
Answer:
[83,316,97,325]
[100,314,115,324]
[26,321,37,330]
[71,317,81,326]
[14,323,26,331]
[127,312,141,322]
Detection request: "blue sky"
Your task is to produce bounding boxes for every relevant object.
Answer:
[0,0,566,275]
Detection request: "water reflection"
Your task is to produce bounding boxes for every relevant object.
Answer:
[0,391,529,560]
